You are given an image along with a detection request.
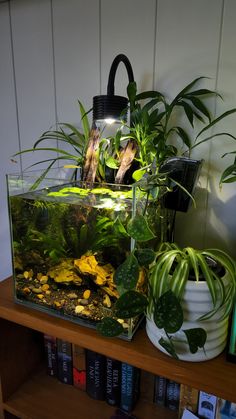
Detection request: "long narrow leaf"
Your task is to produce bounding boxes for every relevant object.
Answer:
[196,253,217,306]
[170,258,189,298]
[173,77,208,103]
[192,132,236,151]
[186,96,211,122]
[196,109,236,139]
[78,100,90,141]
[185,247,199,281]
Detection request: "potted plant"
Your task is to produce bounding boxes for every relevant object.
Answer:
[146,242,236,361]
[9,74,236,343]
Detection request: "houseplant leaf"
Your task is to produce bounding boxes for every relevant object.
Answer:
[96,317,124,337]
[183,328,207,354]
[134,248,156,267]
[114,254,139,290]
[158,337,179,359]
[115,290,148,318]
[154,290,183,333]
[127,214,155,242]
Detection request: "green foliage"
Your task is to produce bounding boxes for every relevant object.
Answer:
[13,101,91,189]
[154,290,207,359]
[114,290,148,318]
[114,254,139,290]
[148,242,236,321]
[120,77,236,181]
[220,152,236,184]
[96,317,124,337]
[127,214,156,241]
[154,290,183,333]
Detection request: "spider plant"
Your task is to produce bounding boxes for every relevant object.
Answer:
[148,242,236,321]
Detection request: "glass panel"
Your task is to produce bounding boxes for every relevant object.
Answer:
[7,168,174,340]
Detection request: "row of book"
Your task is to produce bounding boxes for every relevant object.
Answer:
[154,375,236,419]
[44,335,236,418]
[44,334,140,414]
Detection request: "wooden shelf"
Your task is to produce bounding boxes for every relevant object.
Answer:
[0,277,236,419]
[3,367,176,419]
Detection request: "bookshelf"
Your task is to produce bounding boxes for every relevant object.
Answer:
[0,277,235,419]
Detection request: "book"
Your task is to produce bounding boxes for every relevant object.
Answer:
[44,334,57,377]
[139,370,155,404]
[216,399,236,418]
[56,339,73,385]
[198,391,217,419]
[106,357,121,406]
[86,349,106,400]
[153,375,167,406]
[181,409,199,419]
[165,379,180,411]
[120,362,140,413]
[72,344,86,391]
[178,384,199,418]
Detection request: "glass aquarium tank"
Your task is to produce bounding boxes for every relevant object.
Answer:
[7,168,174,340]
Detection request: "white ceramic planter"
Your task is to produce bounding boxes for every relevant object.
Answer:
[146,279,229,362]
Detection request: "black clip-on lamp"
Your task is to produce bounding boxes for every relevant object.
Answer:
[93,54,134,123]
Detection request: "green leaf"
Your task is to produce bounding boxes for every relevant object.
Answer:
[186,96,211,122]
[170,258,189,299]
[132,168,146,181]
[115,290,148,318]
[96,317,124,337]
[154,290,183,333]
[196,108,236,139]
[134,248,156,267]
[127,81,137,104]
[127,214,156,242]
[185,88,220,97]
[220,163,236,184]
[135,90,164,101]
[114,254,139,290]
[78,100,90,141]
[177,101,194,127]
[158,337,179,359]
[175,76,208,100]
[183,328,207,354]
[105,156,119,169]
[196,253,217,305]
[175,126,192,149]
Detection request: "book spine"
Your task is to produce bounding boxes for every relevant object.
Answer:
[86,349,106,400]
[56,339,73,385]
[165,379,180,411]
[178,384,199,418]
[153,375,167,406]
[72,344,86,391]
[120,362,140,413]
[106,357,121,406]
[44,334,57,377]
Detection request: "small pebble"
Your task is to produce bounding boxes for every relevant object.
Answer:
[75,305,85,314]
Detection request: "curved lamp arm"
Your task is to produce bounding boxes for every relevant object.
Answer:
[107,54,134,96]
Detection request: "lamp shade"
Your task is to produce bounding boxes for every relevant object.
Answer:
[93,94,128,122]
[93,54,134,123]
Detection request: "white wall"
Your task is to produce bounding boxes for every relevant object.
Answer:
[0,0,236,280]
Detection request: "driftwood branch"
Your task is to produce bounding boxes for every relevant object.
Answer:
[82,122,100,182]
